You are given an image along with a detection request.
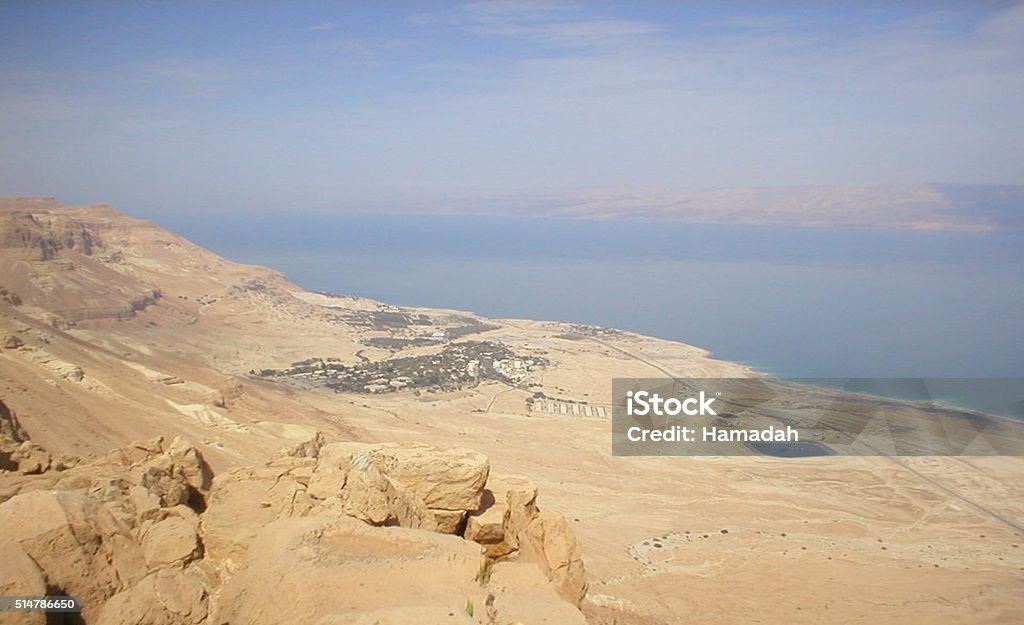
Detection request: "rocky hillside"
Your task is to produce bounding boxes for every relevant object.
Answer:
[0,433,586,624]
[0,197,740,465]
[0,197,492,465]
[0,198,607,623]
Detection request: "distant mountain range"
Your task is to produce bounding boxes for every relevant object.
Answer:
[411,183,1022,233]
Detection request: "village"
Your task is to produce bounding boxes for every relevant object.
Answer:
[254,340,545,394]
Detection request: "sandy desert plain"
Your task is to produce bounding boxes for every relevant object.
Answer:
[1,197,1022,625]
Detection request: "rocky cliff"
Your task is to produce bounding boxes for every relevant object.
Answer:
[0,434,587,624]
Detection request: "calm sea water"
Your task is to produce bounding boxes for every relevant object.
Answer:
[154,212,1024,379]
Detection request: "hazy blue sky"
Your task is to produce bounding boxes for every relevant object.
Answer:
[1,1,1022,214]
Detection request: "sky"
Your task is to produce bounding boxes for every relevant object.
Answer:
[1,1,1022,214]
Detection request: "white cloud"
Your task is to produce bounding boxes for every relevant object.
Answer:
[457,0,661,47]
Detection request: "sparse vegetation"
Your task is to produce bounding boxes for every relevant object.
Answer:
[255,340,546,394]
[476,556,494,585]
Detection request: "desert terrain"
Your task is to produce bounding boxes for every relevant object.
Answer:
[1,197,1022,624]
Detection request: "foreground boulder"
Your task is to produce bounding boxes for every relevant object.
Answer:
[0,436,216,622]
[52,435,213,528]
[0,490,147,623]
[213,514,585,625]
[202,441,490,567]
[201,457,317,567]
[523,508,588,605]
[307,441,489,534]
[0,538,47,625]
[1,433,587,623]
[95,567,211,625]
[307,443,432,529]
[465,474,588,605]
[140,509,203,570]
[203,436,588,607]
[370,443,490,511]
[465,474,538,558]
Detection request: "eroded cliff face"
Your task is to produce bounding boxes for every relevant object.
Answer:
[0,434,588,625]
[0,198,163,331]
[0,197,375,465]
[0,198,97,261]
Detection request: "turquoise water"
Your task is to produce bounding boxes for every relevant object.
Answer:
[153,212,1024,379]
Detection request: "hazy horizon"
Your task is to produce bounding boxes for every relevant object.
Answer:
[2,1,1023,215]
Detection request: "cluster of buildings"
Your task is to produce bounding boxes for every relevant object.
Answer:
[255,340,543,394]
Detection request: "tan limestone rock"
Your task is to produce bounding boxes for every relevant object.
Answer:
[141,513,202,570]
[0,490,147,622]
[431,508,467,534]
[524,509,588,606]
[139,455,192,507]
[0,540,47,625]
[371,443,490,511]
[200,460,314,567]
[94,568,210,625]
